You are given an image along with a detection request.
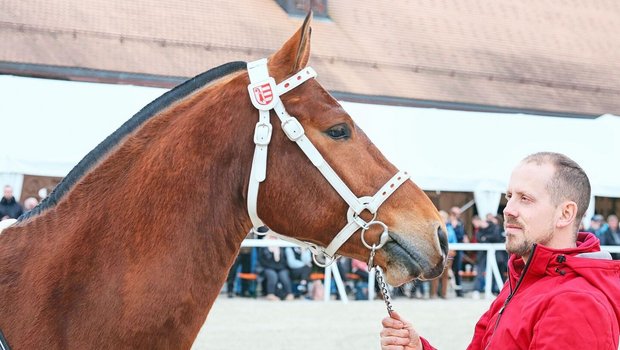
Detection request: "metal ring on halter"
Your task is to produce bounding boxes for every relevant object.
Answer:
[347,196,377,228]
[306,243,334,267]
[312,251,336,268]
[360,221,390,250]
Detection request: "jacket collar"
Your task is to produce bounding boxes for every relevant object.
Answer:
[508,232,601,282]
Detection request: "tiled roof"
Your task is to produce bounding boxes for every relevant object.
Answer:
[1,0,619,115]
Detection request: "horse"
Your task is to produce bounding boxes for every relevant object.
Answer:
[0,14,448,349]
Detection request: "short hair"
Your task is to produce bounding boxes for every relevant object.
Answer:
[522,152,591,223]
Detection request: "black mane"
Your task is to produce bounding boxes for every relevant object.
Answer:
[18,61,247,222]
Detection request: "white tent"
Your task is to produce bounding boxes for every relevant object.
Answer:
[0,75,166,199]
[1,75,618,219]
[347,103,620,196]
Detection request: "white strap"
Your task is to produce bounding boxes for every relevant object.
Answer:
[247,59,276,230]
[367,171,410,213]
[247,59,277,110]
[247,171,265,229]
[324,220,362,258]
[276,67,317,96]
[248,58,269,79]
[272,102,366,214]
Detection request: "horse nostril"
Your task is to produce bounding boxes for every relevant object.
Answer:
[437,225,449,256]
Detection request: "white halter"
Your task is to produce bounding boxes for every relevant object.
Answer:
[246,58,410,266]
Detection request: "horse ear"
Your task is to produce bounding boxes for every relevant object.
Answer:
[268,11,313,79]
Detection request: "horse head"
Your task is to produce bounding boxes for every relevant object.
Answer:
[251,14,448,286]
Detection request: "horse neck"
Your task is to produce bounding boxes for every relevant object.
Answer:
[3,75,258,348]
[74,79,255,284]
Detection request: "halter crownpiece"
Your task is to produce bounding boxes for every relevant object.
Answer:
[245,58,410,268]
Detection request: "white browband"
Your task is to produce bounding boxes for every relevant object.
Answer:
[246,58,410,266]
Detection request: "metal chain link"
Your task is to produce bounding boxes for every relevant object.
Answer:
[374,265,394,316]
[368,245,394,316]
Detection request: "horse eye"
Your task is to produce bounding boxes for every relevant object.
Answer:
[325,124,351,140]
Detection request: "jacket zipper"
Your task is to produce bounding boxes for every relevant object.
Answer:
[484,244,537,350]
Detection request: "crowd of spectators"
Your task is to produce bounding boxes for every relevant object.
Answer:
[0,185,41,221]
[225,231,378,301]
[586,214,620,259]
[225,209,620,302]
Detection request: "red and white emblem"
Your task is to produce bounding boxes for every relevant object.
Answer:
[248,77,277,110]
[253,83,274,106]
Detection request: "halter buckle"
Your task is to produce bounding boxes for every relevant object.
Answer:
[281,117,305,141]
[253,121,273,146]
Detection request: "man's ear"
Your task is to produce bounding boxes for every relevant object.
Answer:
[556,201,578,229]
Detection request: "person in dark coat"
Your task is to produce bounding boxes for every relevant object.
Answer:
[0,185,23,220]
[472,215,503,296]
[602,214,620,259]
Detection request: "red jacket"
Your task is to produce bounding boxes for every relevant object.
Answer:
[422,232,620,349]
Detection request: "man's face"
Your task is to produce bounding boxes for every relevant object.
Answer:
[503,162,559,257]
[3,186,12,200]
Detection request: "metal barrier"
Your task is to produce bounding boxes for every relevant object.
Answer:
[241,239,620,301]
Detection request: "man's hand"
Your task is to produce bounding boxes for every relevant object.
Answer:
[380,311,423,350]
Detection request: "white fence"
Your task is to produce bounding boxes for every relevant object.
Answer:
[241,239,620,301]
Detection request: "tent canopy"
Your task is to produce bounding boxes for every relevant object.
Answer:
[2,75,619,205]
[347,103,620,199]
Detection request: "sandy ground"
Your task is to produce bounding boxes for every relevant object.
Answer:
[191,296,492,350]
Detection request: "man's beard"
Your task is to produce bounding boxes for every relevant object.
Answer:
[506,235,534,257]
[505,219,554,258]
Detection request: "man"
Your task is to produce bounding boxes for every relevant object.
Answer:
[471,215,502,298]
[588,214,610,243]
[449,206,467,297]
[602,215,620,259]
[0,185,23,220]
[380,152,620,349]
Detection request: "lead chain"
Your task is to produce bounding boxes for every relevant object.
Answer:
[375,265,394,316]
[368,245,394,316]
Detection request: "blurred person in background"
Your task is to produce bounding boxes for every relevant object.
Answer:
[602,214,620,259]
[448,206,467,297]
[22,197,39,214]
[285,246,312,296]
[587,214,609,243]
[258,235,294,301]
[0,185,23,220]
[471,215,502,298]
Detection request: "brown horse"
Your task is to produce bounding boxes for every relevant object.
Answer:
[0,15,447,349]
